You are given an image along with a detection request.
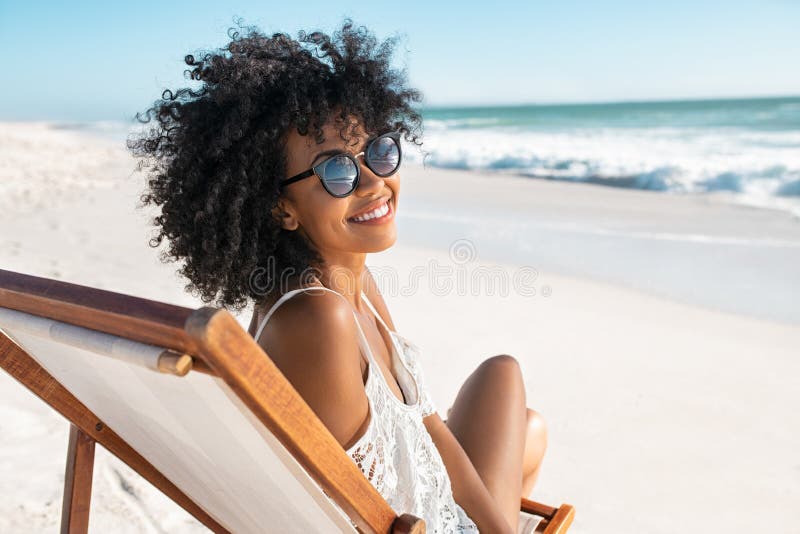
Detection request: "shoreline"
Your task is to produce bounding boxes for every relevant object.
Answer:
[420,163,800,219]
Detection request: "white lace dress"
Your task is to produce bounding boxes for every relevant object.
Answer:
[254,286,479,533]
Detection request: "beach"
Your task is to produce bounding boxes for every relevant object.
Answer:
[1,122,799,533]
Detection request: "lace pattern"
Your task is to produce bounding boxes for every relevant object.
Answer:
[345,330,478,533]
[393,334,438,418]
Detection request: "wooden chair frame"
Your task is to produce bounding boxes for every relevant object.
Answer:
[0,267,574,534]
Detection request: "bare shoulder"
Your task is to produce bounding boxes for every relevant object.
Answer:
[257,288,369,448]
[270,288,356,333]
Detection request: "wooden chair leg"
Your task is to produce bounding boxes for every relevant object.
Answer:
[61,423,96,534]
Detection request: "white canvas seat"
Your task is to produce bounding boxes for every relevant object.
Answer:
[0,307,356,533]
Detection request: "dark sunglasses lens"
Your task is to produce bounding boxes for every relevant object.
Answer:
[321,155,358,196]
[367,136,400,176]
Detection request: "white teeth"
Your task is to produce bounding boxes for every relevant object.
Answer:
[352,200,389,222]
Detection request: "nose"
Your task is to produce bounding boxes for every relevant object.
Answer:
[354,154,385,196]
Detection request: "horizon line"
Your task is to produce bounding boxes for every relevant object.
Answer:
[420,92,800,111]
[1,93,798,124]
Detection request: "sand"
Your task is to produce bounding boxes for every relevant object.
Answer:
[1,122,798,533]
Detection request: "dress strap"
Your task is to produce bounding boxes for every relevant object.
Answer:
[360,293,394,334]
[253,286,378,369]
[254,287,324,342]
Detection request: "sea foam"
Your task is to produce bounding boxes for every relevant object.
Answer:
[404,124,800,215]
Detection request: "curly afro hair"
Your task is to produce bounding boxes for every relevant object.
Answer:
[127,18,423,312]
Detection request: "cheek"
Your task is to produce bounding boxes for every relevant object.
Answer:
[387,174,400,194]
[386,177,401,207]
[298,195,350,236]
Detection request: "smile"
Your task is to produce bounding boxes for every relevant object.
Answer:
[348,199,394,224]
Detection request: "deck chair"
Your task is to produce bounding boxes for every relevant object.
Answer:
[0,267,575,534]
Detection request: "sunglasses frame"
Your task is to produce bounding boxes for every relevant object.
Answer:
[280,130,403,198]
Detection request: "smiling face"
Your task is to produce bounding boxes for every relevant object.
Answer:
[274,114,400,264]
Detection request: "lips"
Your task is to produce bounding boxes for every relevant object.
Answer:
[348,196,392,221]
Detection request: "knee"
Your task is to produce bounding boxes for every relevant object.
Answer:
[479,354,521,374]
[475,354,525,393]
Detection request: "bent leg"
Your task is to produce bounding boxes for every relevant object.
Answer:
[445,355,527,532]
[446,406,548,499]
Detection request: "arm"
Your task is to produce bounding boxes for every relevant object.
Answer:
[424,413,515,534]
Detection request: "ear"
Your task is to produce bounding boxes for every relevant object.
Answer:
[271,199,300,231]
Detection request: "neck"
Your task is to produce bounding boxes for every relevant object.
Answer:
[314,252,370,313]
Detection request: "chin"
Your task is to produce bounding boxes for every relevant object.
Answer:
[362,232,398,253]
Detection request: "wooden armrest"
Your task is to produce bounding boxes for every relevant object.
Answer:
[520,498,575,534]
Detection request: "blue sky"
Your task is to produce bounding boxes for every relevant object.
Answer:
[0,1,798,121]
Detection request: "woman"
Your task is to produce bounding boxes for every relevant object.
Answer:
[128,19,546,533]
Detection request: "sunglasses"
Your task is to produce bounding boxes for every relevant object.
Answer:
[281,131,402,198]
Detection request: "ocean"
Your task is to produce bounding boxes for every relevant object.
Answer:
[412,96,800,216]
[39,96,800,217]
